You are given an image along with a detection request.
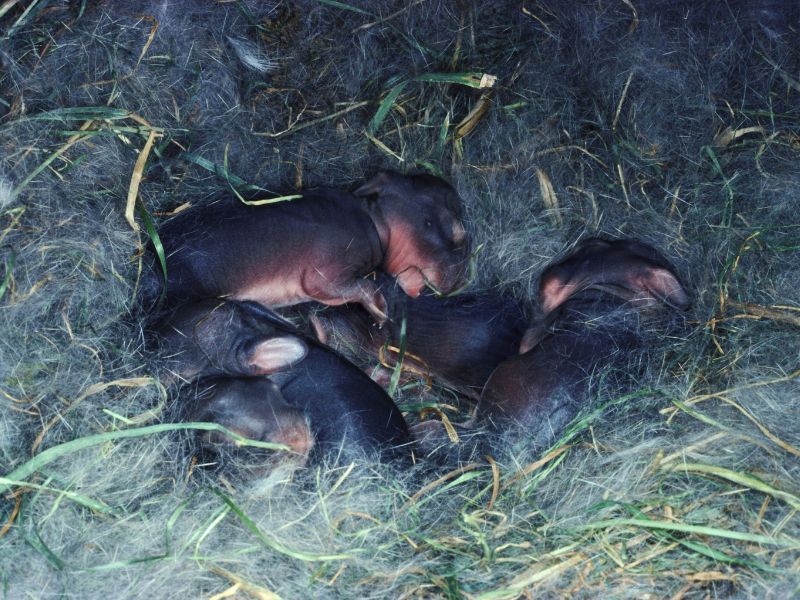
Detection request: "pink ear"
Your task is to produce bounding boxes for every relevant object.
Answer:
[519,324,547,354]
[247,337,308,374]
[308,314,328,345]
[539,273,577,315]
[638,267,690,310]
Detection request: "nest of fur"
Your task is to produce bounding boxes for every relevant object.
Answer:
[1,1,799,597]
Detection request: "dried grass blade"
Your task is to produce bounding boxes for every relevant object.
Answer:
[134,16,159,69]
[236,194,304,206]
[713,126,767,148]
[205,563,283,600]
[364,131,403,162]
[32,376,165,453]
[621,0,639,33]
[661,368,800,416]
[418,407,459,443]
[0,247,15,302]
[612,71,634,132]
[403,462,483,510]
[485,455,500,509]
[256,101,370,139]
[455,91,494,140]
[0,491,21,540]
[535,167,562,226]
[715,395,800,457]
[502,444,573,490]
[477,553,586,600]
[125,128,159,231]
[728,300,800,327]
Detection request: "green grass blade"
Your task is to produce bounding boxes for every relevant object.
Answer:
[617,503,784,572]
[672,534,781,572]
[25,525,66,570]
[136,200,167,301]
[667,462,800,510]
[75,554,170,572]
[414,72,497,89]
[576,518,798,548]
[670,398,731,431]
[315,0,371,15]
[433,110,451,161]
[412,471,484,510]
[4,0,47,39]
[367,82,407,135]
[558,388,653,444]
[10,136,91,201]
[415,160,444,178]
[179,152,263,191]
[477,554,586,600]
[7,106,131,123]
[214,489,356,562]
[1,422,291,495]
[165,493,196,554]
[0,478,113,514]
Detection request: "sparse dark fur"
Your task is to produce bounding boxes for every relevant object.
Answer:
[314,273,529,397]
[141,171,469,324]
[480,290,687,448]
[157,299,412,461]
[479,237,690,446]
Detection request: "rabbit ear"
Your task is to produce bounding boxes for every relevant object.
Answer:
[518,324,549,355]
[353,171,393,198]
[539,239,691,314]
[538,272,580,315]
[308,314,328,344]
[246,336,308,374]
[635,266,690,310]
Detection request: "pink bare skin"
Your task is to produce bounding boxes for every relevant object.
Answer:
[518,237,689,354]
[536,238,690,317]
[156,299,308,386]
[188,377,314,466]
[144,171,470,323]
